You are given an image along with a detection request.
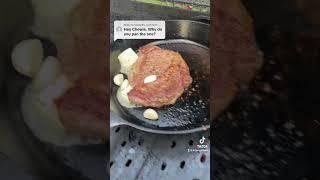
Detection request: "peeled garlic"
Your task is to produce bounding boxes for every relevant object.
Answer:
[118,48,138,74]
[32,56,61,91]
[116,79,136,108]
[113,74,124,86]
[144,75,157,84]
[22,85,69,145]
[123,84,133,94]
[22,85,88,146]
[143,108,159,120]
[11,39,43,77]
[120,79,129,90]
[37,74,73,104]
[116,89,135,108]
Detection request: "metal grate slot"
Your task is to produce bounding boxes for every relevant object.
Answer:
[110,126,210,180]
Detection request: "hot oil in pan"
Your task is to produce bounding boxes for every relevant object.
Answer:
[123,40,210,129]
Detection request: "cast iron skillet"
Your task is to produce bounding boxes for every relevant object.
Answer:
[110,20,210,134]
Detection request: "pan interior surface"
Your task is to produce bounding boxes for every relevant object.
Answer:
[111,39,210,131]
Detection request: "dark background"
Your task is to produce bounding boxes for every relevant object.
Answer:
[211,0,320,179]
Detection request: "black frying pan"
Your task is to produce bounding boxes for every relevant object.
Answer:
[110,20,210,134]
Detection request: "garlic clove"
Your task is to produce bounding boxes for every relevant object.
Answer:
[143,108,159,120]
[113,74,124,86]
[11,39,44,77]
[37,74,73,104]
[120,79,129,90]
[32,56,61,91]
[116,87,136,108]
[144,75,157,84]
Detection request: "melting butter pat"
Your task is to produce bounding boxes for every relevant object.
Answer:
[118,48,138,75]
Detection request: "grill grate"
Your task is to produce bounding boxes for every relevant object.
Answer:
[110,126,210,180]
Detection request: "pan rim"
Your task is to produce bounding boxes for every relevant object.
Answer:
[117,119,210,134]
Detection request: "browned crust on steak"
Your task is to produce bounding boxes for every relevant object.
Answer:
[128,45,192,107]
[54,0,108,138]
[213,0,264,118]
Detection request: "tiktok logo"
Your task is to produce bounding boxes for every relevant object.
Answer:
[199,136,206,144]
[188,136,209,152]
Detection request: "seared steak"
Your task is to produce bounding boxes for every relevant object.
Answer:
[55,71,108,138]
[128,45,192,107]
[213,0,263,118]
[54,0,108,138]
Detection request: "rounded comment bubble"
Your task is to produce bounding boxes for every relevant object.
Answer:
[114,21,166,41]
